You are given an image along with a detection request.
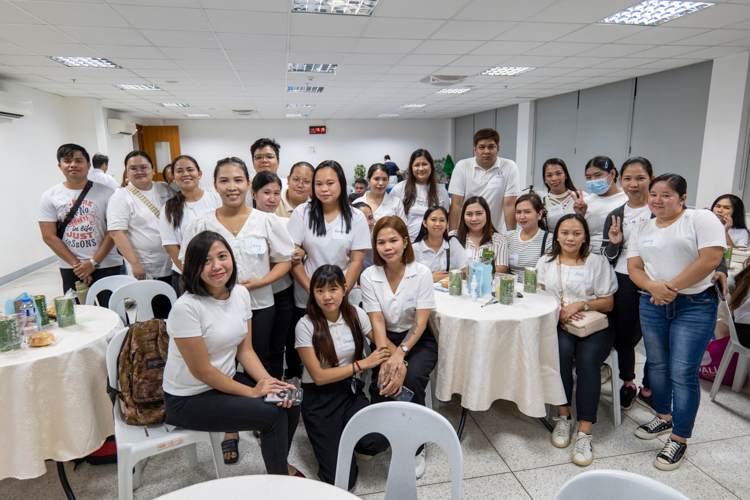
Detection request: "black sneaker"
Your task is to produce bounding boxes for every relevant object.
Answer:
[636,387,656,415]
[654,438,687,471]
[635,416,673,440]
[620,384,637,410]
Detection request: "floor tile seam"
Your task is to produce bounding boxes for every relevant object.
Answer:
[680,459,743,500]
[467,410,514,472]
[506,448,668,473]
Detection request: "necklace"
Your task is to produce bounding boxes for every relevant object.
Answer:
[217,208,247,236]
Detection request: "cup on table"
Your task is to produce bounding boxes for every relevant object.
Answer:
[54,296,77,328]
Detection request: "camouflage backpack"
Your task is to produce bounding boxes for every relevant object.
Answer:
[117,319,170,426]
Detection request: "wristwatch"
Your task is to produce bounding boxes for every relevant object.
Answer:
[90,258,101,270]
[582,301,590,312]
[400,345,409,355]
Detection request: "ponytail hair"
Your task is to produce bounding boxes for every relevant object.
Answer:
[164,155,201,229]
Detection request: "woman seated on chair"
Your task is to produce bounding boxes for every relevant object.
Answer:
[296,264,391,489]
[412,206,468,282]
[730,263,750,348]
[449,196,509,273]
[536,214,618,467]
[162,230,303,477]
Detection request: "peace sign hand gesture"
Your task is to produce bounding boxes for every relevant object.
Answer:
[568,189,588,217]
[608,215,623,245]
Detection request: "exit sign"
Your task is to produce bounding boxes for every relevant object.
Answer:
[309,126,326,134]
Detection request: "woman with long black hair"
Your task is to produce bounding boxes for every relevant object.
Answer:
[541,158,579,232]
[711,194,749,248]
[412,206,467,282]
[353,163,406,223]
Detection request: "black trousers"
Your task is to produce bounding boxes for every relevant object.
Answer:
[270,285,294,380]
[164,371,300,475]
[735,322,750,349]
[369,327,438,407]
[171,270,183,297]
[152,275,174,320]
[59,265,122,306]
[612,272,650,388]
[251,305,276,374]
[284,306,306,380]
[301,379,389,489]
[557,324,616,424]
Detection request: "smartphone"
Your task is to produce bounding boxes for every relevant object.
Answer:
[378,382,415,402]
[264,388,304,404]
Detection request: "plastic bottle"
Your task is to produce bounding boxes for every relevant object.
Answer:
[18,297,38,337]
[470,276,478,302]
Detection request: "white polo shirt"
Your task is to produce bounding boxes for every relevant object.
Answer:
[353,192,407,224]
[87,168,120,191]
[413,238,468,274]
[448,156,520,231]
[360,262,436,332]
[390,181,451,241]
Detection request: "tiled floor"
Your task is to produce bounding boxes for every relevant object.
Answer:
[1,264,749,499]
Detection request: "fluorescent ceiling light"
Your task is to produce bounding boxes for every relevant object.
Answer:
[435,88,470,94]
[287,86,324,93]
[599,0,714,25]
[378,113,398,117]
[400,104,426,108]
[48,56,120,68]
[160,103,190,107]
[286,104,314,108]
[292,0,379,16]
[480,66,534,76]
[113,84,161,91]
[233,109,256,116]
[289,63,338,73]
[185,114,209,117]
[286,113,309,117]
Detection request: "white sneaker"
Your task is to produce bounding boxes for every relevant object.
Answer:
[415,448,426,479]
[571,432,593,466]
[551,416,572,448]
[600,364,612,385]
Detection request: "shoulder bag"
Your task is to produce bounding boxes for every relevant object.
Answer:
[126,184,161,218]
[57,181,94,239]
[556,258,608,338]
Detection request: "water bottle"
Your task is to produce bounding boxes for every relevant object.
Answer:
[18,298,38,337]
[470,276,478,302]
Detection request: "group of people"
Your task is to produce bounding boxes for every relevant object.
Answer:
[36,128,749,487]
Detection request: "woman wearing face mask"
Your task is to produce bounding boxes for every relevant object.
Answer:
[542,159,581,232]
[570,156,628,254]
[353,163,406,223]
[628,174,725,471]
[450,196,509,274]
[277,161,315,218]
[159,155,222,296]
[413,206,468,283]
[711,194,749,248]
[506,194,552,282]
[390,149,451,241]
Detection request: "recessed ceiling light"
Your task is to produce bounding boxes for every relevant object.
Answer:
[378,113,398,117]
[232,109,256,116]
[113,84,161,91]
[401,104,426,108]
[599,0,714,25]
[289,63,338,73]
[292,0,379,16]
[286,104,314,108]
[480,66,534,76]
[287,86,324,93]
[185,114,209,117]
[48,56,120,68]
[435,88,470,94]
[160,103,190,107]
[286,113,309,117]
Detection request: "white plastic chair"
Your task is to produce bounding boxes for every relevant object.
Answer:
[86,275,136,322]
[348,288,363,308]
[604,348,622,427]
[107,327,225,500]
[109,280,177,323]
[334,402,462,500]
[553,469,690,500]
[710,297,750,400]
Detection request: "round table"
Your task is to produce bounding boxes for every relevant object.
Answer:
[155,475,359,499]
[430,281,567,419]
[0,305,123,481]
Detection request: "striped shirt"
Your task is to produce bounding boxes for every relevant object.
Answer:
[449,230,509,268]
[505,228,552,282]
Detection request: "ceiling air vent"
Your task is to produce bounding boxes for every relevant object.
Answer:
[232,109,256,116]
[420,75,469,87]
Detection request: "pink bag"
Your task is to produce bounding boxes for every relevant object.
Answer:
[699,336,749,388]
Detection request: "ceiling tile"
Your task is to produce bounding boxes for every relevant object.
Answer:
[290,12,369,38]
[13,42,101,57]
[216,34,287,51]
[290,36,357,53]
[361,18,444,39]
[115,58,177,69]
[0,2,45,24]
[225,50,286,62]
[629,45,706,58]
[58,27,151,46]
[412,40,484,55]
[430,20,516,41]
[576,43,655,57]
[556,24,649,43]
[0,42,35,55]
[386,65,442,75]
[724,36,750,47]
[0,54,57,65]
[670,29,750,46]
[527,0,637,23]
[399,54,460,66]
[469,40,545,55]
[636,58,705,69]
[674,45,747,58]
[0,24,77,43]
[524,42,601,56]
[353,38,421,54]
[456,0,557,22]
[14,1,130,27]
[666,3,750,28]
[343,53,403,65]
[204,10,288,34]
[111,5,212,31]
[594,57,659,68]
[175,59,234,70]
[490,55,563,66]
[546,56,615,67]
[374,0,471,20]
[138,30,220,49]
[335,64,391,74]
[494,22,587,42]
[613,27,710,45]
[160,47,227,60]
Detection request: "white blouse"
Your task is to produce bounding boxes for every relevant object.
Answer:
[413,238,468,274]
[353,192,407,223]
[536,253,618,308]
[449,230,510,267]
[390,181,451,241]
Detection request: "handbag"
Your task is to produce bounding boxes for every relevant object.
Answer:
[557,258,609,338]
[57,181,94,239]
[126,183,161,218]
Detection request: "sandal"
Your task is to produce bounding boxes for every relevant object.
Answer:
[221,437,240,465]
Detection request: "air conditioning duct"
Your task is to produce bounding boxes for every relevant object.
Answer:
[0,90,33,119]
[107,118,137,135]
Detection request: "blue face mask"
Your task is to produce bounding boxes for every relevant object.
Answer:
[586,177,611,195]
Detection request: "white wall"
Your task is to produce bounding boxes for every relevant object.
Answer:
[164,118,452,187]
[103,108,142,186]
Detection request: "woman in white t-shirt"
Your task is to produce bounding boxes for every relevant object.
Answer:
[729,264,750,348]
[628,174,726,471]
[159,155,222,296]
[710,194,749,248]
[390,149,451,241]
[353,163,406,223]
[536,213,618,467]
[296,265,390,489]
[287,160,371,380]
[506,193,552,282]
[276,161,314,218]
[413,206,467,282]
[162,230,302,475]
[541,158,582,232]
[360,216,437,479]
[449,196,509,273]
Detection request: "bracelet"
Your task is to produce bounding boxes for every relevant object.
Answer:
[354,360,362,373]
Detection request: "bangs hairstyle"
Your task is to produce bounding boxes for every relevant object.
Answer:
[251,170,282,209]
[403,149,440,216]
[180,231,237,296]
[621,156,653,178]
[455,196,498,247]
[250,137,280,159]
[57,143,90,163]
[712,194,748,231]
[213,157,250,183]
[585,155,618,181]
[124,150,153,168]
[164,155,201,229]
[372,216,415,266]
[305,265,365,368]
[515,193,547,231]
[542,158,576,192]
[367,163,390,180]
[309,160,353,237]
[414,205,449,243]
[473,128,499,146]
[546,213,590,263]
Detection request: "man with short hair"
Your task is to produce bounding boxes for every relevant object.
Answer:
[39,144,123,295]
[87,153,119,191]
[448,128,520,232]
[251,137,281,175]
[348,178,368,204]
[384,154,401,181]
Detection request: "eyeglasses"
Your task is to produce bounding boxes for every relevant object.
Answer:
[290,177,311,187]
[127,166,152,173]
[253,154,277,161]
[476,145,498,152]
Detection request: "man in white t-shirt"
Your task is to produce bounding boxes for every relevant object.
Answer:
[39,144,123,296]
[87,153,119,191]
[448,128,521,233]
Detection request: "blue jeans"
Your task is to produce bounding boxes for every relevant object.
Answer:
[639,288,718,439]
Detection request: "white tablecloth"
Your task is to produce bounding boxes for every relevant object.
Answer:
[430,282,567,417]
[155,475,359,499]
[0,305,123,480]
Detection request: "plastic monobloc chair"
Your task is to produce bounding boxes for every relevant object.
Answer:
[334,402,462,500]
[107,327,225,500]
[109,280,177,323]
[85,275,136,321]
[710,296,750,401]
[604,347,622,427]
[554,469,690,500]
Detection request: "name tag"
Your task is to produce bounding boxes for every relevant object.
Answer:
[568,269,589,282]
[487,172,504,189]
[340,332,356,351]
[332,229,349,240]
[245,237,267,255]
[547,204,564,217]
[509,254,519,266]
[402,292,417,310]
[640,235,660,247]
